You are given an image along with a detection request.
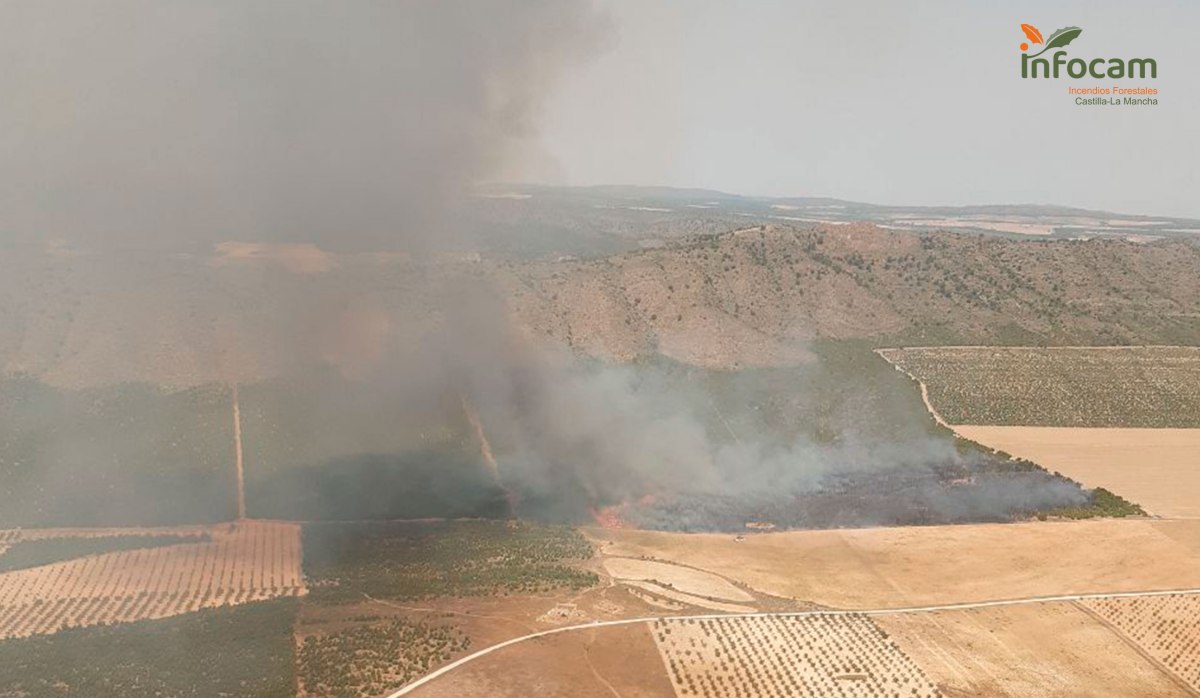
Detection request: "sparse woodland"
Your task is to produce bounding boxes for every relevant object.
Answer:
[299,617,470,697]
[303,520,597,603]
[0,600,298,697]
[880,346,1200,427]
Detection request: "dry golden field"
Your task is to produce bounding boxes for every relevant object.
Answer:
[953,426,1200,518]
[880,345,1200,519]
[370,519,1200,698]
[0,520,304,639]
[602,557,754,602]
[406,622,676,698]
[595,519,1200,609]
[622,581,755,614]
[879,602,1188,697]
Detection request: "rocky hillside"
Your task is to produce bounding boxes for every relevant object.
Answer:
[504,223,1200,368]
[2,222,1199,386]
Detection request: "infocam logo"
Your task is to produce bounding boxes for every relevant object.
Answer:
[1019,24,1157,79]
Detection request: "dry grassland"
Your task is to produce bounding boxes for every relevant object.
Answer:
[878,602,1184,697]
[407,622,675,698]
[602,557,753,602]
[622,581,755,614]
[0,520,305,639]
[595,519,1200,609]
[954,426,1200,518]
[652,615,939,698]
[626,585,686,611]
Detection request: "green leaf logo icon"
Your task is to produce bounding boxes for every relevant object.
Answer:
[1028,26,1082,57]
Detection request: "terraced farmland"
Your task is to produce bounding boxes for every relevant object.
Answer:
[1082,594,1200,691]
[877,346,1200,427]
[651,614,939,698]
[0,521,304,639]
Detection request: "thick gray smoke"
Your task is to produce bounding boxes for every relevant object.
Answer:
[0,1,1092,531]
[0,0,605,251]
[424,281,1090,527]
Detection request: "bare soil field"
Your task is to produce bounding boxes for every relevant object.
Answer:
[406,622,674,698]
[877,346,1200,427]
[593,519,1200,609]
[954,426,1200,518]
[653,614,938,698]
[0,520,304,639]
[879,602,1186,696]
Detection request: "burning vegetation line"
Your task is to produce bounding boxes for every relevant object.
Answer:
[461,395,516,517]
[709,397,744,447]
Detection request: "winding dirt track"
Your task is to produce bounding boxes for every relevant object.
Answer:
[386,586,1200,697]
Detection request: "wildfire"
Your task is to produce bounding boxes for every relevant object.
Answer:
[462,395,517,517]
[591,504,630,529]
[591,494,657,529]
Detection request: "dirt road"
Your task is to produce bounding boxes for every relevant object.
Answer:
[387,586,1200,697]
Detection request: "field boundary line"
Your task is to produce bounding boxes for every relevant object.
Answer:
[874,350,948,427]
[385,587,1200,696]
[875,345,1200,351]
[1072,600,1200,697]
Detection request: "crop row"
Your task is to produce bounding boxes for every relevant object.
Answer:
[0,521,305,639]
[653,614,940,698]
[878,346,1200,427]
[1083,594,1200,689]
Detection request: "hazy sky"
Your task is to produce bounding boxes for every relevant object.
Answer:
[4,0,1195,241]
[535,1,1200,217]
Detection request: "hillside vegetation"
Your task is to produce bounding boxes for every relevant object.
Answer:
[879,346,1200,427]
[2,223,1199,388]
[0,379,235,527]
[507,224,1200,368]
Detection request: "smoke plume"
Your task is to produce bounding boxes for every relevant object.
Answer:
[0,1,1094,531]
[0,0,606,251]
